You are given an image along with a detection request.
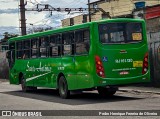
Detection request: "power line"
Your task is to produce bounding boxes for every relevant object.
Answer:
[29,0,37,5]
[34,0,39,4]
[20,0,110,35]
[27,13,63,30]
[28,15,52,25]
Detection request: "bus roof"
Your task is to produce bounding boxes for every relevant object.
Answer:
[8,18,144,42]
[8,22,92,42]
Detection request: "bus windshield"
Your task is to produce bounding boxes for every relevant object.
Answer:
[99,22,143,44]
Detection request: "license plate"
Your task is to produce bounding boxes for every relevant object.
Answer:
[133,61,143,67]
[120,71,129,75]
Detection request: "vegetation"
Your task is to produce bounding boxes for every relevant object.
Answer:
[0,32,19,42]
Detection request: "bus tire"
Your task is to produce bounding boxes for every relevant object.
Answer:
[97,87,117,97]
[21,76,37,92]
[58,76,70,99]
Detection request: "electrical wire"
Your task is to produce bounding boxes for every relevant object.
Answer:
[25,0,89,25]
[27,12,64,30]
[23,0,160,33]
[29,0,37,5]
[34,0,39,4]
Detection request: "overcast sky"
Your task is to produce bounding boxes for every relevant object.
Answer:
[0,0,97,39]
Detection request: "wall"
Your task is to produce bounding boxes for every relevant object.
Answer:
[61,0,160,27]
[74,15,84,24]
[146,17,160,32]
[148,31,160,86]
[0,51,9,79]
[61,18,70,27]
[98,0,133,17]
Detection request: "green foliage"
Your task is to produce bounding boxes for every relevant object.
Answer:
[1,32,19,42]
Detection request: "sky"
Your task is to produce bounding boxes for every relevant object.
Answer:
[0,0,98,39]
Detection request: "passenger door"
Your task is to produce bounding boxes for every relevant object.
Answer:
[8,42,16,84]
[8,42,15,69]
[61,32,77,90]
[74,29,91,89]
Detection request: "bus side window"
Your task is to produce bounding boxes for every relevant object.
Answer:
[100,33,109,43]
[62,32,73,56]
[16,41,23,59]
[31,38,39,58]
[9,42,15,50]
[83,30,90,52]
[50,34,60,57]
[70,33,75,55]
[75,29,90,55]
[23,40,31,59]
[39,37,48,58]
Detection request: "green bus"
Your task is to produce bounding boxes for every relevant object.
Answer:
[7,18,150,98]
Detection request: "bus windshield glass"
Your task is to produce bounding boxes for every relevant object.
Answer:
[99,22,143,44]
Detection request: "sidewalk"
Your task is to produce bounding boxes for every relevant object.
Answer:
[119,86,160,95]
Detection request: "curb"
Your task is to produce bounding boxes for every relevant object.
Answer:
[119,89,160,95]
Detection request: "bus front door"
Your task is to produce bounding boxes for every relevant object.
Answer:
[7,50,15,69]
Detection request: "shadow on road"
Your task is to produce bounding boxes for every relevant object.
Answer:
[1,89,144,105]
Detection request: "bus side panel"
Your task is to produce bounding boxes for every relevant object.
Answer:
[74,55,94,89]
[33,58,51,87]
[23,59,37,87]
[31,58,61,88]
[9,66,19,85]
[9,60,34,86]
[61,56,77,90]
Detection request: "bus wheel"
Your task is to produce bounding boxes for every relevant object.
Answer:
[97,87,117,97]
[58,76,70,99]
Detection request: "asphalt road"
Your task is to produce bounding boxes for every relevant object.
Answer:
[0,81,160,119]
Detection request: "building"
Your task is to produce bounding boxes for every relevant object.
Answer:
[61,0,160,27]
[133,4,160,86]
[133,4,160,33]
[62,14,88,27]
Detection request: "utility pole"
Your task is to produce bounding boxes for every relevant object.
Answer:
[88,0,91,22]
[20,0,26,35]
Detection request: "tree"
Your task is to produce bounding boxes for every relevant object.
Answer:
[1,32,19,42]
[27,26,52,34]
